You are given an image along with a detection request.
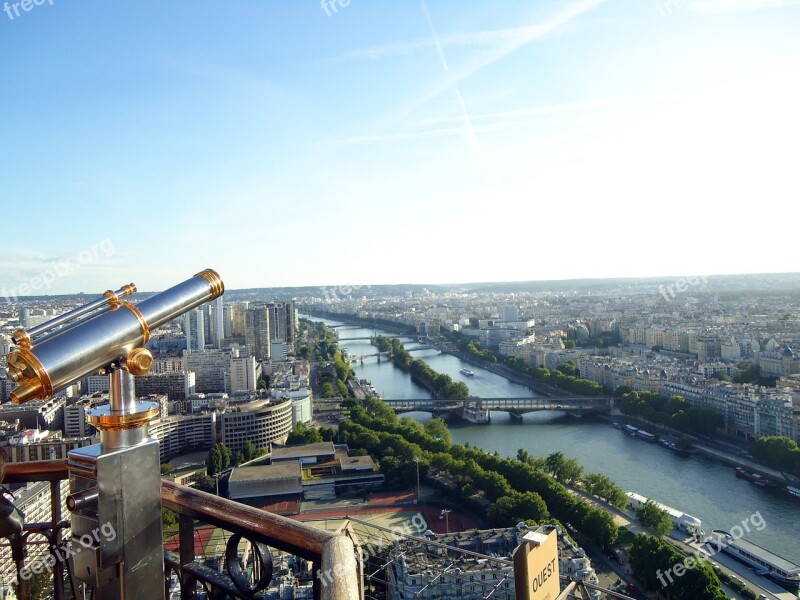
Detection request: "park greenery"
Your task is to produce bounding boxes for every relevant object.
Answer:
[750,435,800,476]
[620,391,723,436]
[306,321,355,399]
[286,421,324,444]
[339,397,619,546]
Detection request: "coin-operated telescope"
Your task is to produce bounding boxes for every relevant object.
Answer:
[6,269,224,599]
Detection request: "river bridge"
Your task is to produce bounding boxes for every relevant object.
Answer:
[314,396,614,417]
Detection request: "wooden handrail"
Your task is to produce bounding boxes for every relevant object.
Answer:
[5,459,69,482]
[161,480,340,562]
[3,462,362,599]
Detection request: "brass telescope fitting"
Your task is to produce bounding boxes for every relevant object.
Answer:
[7,269,224,405]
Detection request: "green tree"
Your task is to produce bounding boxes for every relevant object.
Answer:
[194,475,217,493]
[243,441,259,462]
[545,452,584,484]
[557,361,578,377]
[206,444,222,476]
[750,436,800,475]
[287,422,324,445]
[425,417,451,444]
[19,568,51,600]
[219,444,232,471]
[636,500,673,536]
[162,507,179,531]
[160,463,175,475]
[582,473,627,509]
[629,534,726,599]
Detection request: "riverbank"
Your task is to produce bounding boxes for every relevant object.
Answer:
[599,412,800,487]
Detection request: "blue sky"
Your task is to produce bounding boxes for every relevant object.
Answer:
[1,0,798,294]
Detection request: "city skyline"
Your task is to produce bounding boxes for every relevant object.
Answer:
[2,0,799,293]
[3,269,800,301]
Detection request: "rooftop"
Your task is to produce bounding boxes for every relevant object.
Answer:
[272,442,335,461]
[229,461,302,483]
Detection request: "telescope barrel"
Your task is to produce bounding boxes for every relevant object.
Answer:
[15,284,137,346]
[7,269,223,404]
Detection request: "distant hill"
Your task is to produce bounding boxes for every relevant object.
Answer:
[222,272,800,301]
[9,272,800,304]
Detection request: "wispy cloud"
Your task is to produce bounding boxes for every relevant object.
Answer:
[417,95,662,127]
[328,0,606,68]
[420,0,500,184]
[317,94,657,147]
[400,0,607,116]
[686,0,800,13]
[328,27,553,64]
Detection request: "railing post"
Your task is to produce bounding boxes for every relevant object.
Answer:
[179,513,196,599]
[50,479,65,600]
[11,533,26,600]
[319,536,358,600]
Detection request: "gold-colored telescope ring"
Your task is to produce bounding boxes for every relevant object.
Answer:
[12,348,53,401]
[195,269,225,299]
[120,301,150,345]
[12,329,31,349]
[86,406,160,430]
[103,290,121,309]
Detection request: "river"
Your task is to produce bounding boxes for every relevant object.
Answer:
[304,315,800,563]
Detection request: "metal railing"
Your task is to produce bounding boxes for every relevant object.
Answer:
[4,460,359,600]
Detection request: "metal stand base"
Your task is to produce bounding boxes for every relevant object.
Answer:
[67,369,165,599]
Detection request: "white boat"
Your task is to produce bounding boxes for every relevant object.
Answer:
[636,430,657,443]
[710,530,800,590]
[626,491,703,534]
[460,368,475,377]
[787,486,800,498]
[624,424,639,435]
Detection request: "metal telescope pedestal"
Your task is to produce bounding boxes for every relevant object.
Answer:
[67,368,165,599]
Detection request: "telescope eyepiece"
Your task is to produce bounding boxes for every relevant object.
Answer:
[125,349,154,377]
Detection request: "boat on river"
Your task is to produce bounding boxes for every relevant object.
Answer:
[735,467,779,488]
[709,530,800,591]
[626,491,703,535]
